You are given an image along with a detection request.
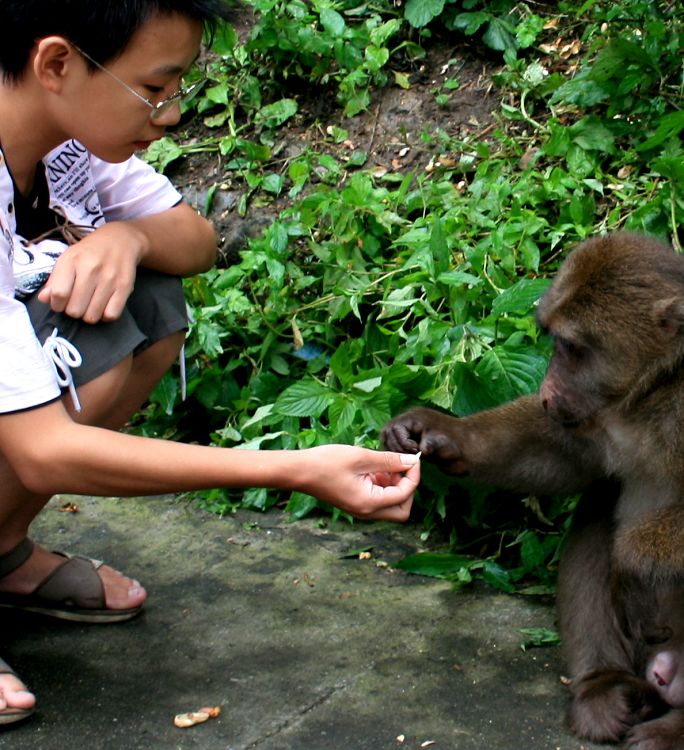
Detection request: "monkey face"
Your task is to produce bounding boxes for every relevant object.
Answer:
[535,233,684,429]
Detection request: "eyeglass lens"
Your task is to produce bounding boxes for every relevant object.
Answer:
[150,80,204,119]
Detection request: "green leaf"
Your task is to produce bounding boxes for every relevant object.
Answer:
[475,345,548,402]
[286,492,319,519]
[570,117,616,154]
[519,627,561,651]
[450,11,488,36]
[394,552,474,578]
[519,531,547,570]
[364,44,390,72]
[352,376,383,393]
[437,270,483,288]
[143,137,183,172]
[404,0,445,28]
[150,372,178,415]
[237,431,288,450]
[255,98,298,129]
[637,111,684,152]
[483,17,516,52]
[430,216,449,276]
[491,278,551,315]
[319,7,345,37]
[274,380,335,417]
[210,21,238,56]
[262,173,285,195]
[481,560,516,593]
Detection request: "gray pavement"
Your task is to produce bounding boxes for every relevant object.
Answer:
[0,494,600,750]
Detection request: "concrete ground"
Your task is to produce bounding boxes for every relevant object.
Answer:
[0,494,601,750]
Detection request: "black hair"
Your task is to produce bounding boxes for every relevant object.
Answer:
[0,0,238,82]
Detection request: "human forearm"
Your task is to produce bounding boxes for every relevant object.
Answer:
[0,403,419,521]
[128,201,218,276]
[38,202,217,322]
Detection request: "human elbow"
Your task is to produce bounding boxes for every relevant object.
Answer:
[9,443,68,495]
[194,218,219,272]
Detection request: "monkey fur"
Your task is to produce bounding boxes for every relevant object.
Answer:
[382,232,684,749]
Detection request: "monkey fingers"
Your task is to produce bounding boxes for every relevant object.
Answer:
[623,708,684,750]
[568,669,667,743]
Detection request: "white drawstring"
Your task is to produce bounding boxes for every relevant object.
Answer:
[42,328,82,412]
[180,342,187,402]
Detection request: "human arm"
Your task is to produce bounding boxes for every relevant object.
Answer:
[37,201,217,323]
[0,401,420,521]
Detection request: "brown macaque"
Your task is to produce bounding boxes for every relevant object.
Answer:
[382,232,684,749]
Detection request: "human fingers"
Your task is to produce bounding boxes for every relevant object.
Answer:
[370,450,422,487]
[362,494,414,522]
[357,460,420,516]
[36,265,76,314]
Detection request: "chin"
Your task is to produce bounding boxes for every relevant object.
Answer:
[87,145,139,164]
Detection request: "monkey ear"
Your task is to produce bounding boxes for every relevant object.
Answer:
[653,297,684,338]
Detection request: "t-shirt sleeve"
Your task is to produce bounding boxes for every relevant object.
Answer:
[0,294,60,413]
[89,154,183,222]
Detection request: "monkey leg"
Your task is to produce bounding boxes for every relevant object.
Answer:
[558,483,666,743]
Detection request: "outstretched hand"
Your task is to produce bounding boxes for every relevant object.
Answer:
[296,445,421,521]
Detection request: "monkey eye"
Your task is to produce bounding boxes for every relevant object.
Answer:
[555,337,580,357]
[644,626,674,645]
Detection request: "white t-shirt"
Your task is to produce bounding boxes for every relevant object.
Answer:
[0,140,182,413]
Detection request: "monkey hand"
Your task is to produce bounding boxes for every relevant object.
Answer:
[624,708,684,750]
[381,407,468,474]
[568,669,667,743]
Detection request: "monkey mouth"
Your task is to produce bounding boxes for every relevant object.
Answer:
[552,415,583,430]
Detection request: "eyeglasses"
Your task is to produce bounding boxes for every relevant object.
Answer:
[71,43,205,120]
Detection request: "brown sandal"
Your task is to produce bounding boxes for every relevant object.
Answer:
[0,539,142,623]
[0,657,34,725]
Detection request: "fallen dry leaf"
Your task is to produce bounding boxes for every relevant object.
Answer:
[58,502,79,513]
[174,711,210,728]
[198,706,221,718]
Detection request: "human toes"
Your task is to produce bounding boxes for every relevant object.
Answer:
[0,671,35,711]
[98,565,147,611]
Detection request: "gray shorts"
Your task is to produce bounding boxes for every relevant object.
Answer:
[24,269,188,387]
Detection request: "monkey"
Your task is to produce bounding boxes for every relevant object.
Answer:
[381,232,684,748]
[560,487,684,748]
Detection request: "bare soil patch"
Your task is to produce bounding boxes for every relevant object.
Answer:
[169,41,501,262]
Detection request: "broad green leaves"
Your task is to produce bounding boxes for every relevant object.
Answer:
[137,0,683,591]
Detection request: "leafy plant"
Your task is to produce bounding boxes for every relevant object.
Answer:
[135,0,684,589]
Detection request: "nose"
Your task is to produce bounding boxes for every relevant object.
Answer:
[150,100,182,127]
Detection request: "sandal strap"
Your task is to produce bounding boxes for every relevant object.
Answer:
[32,554,105,609]
[0,539,34,580]
[0,657,16,676]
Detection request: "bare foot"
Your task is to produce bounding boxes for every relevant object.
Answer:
[0,543,146,610]
[0,671,35,714]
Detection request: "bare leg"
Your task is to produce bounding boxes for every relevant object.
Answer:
[0,333,183,710]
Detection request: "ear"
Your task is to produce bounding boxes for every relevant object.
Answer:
[653,297,684,339]
[32,36,78,93]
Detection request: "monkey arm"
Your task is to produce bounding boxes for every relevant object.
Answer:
[614,505,684,581]
[382,395,603,495]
